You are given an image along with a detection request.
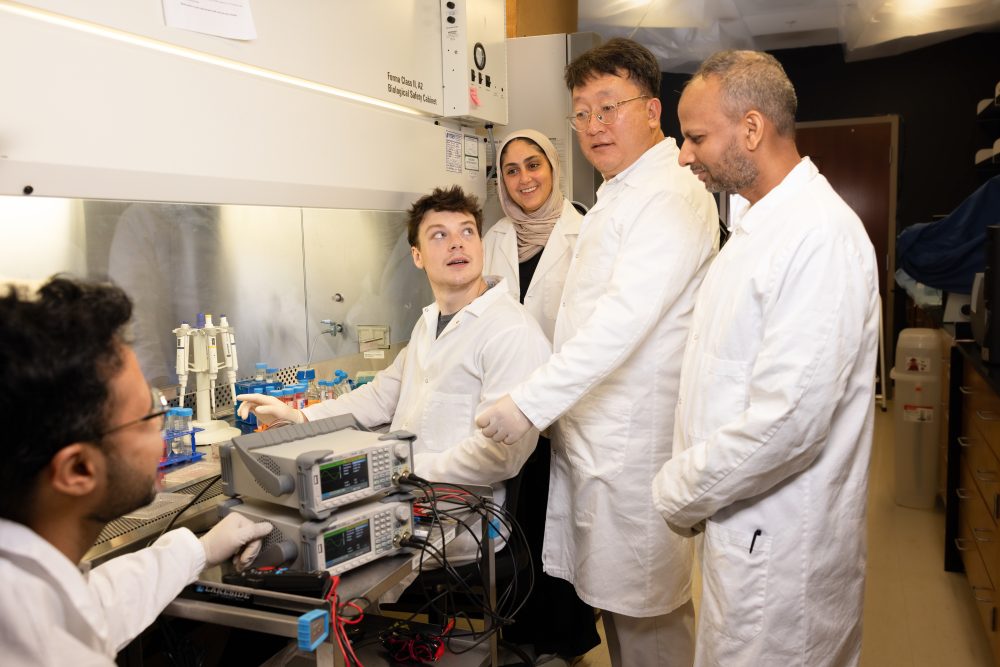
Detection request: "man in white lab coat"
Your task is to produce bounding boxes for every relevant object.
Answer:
[0,277,273,667]
[476,38,719,666]
[653,51,880,666]
[238,186,550,554]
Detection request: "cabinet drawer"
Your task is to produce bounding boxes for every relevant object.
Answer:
[962,362,1000,463]
[961,458,1000,589]
[957,510,999,639]
[965,358,992,395]
[960,430,1000,526]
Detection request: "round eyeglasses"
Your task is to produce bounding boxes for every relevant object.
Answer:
[567,95,649,132]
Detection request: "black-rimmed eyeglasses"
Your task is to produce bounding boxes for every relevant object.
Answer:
[100,386,169,438]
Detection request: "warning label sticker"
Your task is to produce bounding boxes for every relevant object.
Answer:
[902,404,934,422]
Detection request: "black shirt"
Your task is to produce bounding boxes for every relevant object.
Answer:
[517,250,542,303]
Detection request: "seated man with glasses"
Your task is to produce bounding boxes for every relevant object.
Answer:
[0,277,273,666]
[475,37,719,667]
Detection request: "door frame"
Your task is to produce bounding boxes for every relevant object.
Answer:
[796,114,900,380]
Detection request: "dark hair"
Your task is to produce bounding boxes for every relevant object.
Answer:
[565,37,661,98]
[406,186,483,248]
[0,276,133,521]
[688,50,798,136]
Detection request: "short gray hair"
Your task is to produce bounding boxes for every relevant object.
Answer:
[690,50,797,136]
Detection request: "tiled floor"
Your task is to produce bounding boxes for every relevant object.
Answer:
[571,403,995,666]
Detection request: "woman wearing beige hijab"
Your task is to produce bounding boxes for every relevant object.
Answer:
[482,130,599,661]
[483,129,583,343]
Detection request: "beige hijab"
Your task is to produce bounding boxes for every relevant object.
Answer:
[496,129,565,262]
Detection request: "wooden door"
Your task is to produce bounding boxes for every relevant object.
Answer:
[796,116,899,376]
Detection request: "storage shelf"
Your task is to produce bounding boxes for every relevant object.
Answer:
[974,81,1000,177]
[977,97,1000,122]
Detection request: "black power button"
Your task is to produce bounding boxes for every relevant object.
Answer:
[446,1,455,8]
[447,15,456,23]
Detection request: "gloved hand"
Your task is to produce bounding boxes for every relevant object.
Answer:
[236,393,304,427]
[665,518,706,538]
[200,512,274,570]
[475,394,533,445]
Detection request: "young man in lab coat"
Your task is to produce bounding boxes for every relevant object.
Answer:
[0,277,273,666]
[476,38,719,666]
[653,50,880,666]
[238,186,550,556]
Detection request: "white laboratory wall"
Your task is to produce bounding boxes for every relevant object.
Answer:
[504,34,574,196]
[0,1,487,208]
[20,0,447,116]
[0,197,87,279]
[503,33,601,209]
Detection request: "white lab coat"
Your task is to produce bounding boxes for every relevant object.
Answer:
[482,199,583,342]
[652,158,879,666]
[510,137,719,616]
[0,518,205,667]
[303,278,550,551]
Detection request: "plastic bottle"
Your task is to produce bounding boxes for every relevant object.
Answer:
[265,367,281,393]
[332,370,352,397]
[163,407,180,458]
[254,362,268,382]
[172,407,193,454]
[296,369,320,405]
[293,384,306,410]
[176,407,193,432]
[164,407,178,433]
[308,380,321,405]
[318,379,330,402]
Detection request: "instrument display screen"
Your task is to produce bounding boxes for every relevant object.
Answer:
[324,519,372,568]
[319,454,369,499]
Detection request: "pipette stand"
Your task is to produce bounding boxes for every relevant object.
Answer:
[192,370,240,445]
[183,317,240,447]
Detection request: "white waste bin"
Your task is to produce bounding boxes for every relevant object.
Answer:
[891,328,941,509]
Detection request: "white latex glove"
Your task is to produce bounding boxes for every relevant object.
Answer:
[236,393,304,427]
[200,512,273,569]
[665,518,706,538]
[475,394,533,445]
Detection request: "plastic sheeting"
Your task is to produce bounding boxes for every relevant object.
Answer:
[897,176,1000,294]
[577,0,1000,72]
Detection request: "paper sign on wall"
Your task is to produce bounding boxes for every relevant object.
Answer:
[445,131,463,174]
[163,0,257,40]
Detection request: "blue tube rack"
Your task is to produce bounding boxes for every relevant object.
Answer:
[158,427,205,469]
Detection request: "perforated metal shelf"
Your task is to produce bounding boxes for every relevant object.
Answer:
[85,472,224,567]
